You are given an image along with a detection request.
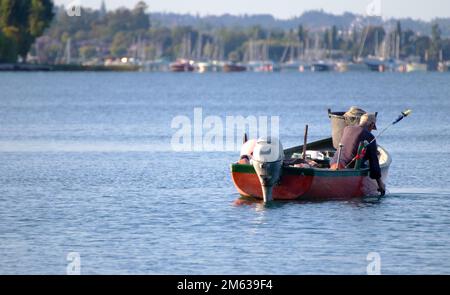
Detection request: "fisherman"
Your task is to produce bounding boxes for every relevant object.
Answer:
[331,113,386,196]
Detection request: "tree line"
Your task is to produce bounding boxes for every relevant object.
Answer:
[1,1,450,64]
[0,0,54,62]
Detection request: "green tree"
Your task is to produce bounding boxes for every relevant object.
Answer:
[248,25,266,40]
[131,1,149,31]
[401,29,415,57]
[79,45,97,60]
[429,23,442,61]
[217,28,247,59]
[29,0,53,36]
[441,39,450,61]
[323,28,330,50]
[414,36,431,61]
[110,31,131,57]
[396,21,402,52]
[0,0,54,62]
[331,25,338,50]
[297,24,306,44]
[297,24,308,55]
[0,29,17,62]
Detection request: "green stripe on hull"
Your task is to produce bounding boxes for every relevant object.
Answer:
[231,163,370,177]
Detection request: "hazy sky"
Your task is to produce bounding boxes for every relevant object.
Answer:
[55,0,450,21]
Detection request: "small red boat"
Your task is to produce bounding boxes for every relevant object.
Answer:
[231,137,391,201]
[231,109,392,201]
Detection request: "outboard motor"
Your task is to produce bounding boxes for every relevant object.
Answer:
[252,137,284,203]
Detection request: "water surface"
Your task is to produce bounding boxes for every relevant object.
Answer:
[0,72,449,274]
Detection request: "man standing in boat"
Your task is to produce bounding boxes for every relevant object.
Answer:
[331,113,386,196]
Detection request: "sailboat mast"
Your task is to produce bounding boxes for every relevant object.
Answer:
[375,29,379,57]
[65,38,72,64]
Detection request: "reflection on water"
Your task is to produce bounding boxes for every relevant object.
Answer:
[234,194,384,209]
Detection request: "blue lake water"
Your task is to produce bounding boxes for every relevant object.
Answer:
[0,72,449,274]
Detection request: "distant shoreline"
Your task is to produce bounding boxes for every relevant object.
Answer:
[0,63,140,72]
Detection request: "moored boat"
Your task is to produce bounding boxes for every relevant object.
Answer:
[406,63,428,72]
[223,62,246,72]
[336,62,369,72]
[170,59,194,72]
[195,61,212,73]
[438,61,450,72]
[365,57,388,72]
[247,60,279,72]
[311,61,335,72]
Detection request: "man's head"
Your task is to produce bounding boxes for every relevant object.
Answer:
[343,106,366,125]
[359,113,377,131]
[344,106,366,118]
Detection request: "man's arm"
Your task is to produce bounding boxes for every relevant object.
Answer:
[366,139,384,195]
[376,178,386,196]
[366,140,381,180]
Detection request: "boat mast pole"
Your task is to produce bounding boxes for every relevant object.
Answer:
[336,144,344,170]
[302,124,309,160]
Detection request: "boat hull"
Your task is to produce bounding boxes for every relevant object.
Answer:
[223,64,246,72]
[170,62,194,72]
[231,165,314,200]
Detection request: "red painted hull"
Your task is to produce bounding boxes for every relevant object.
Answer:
[231,167,389,200]
[232,171,314,200]
[231,138,391,200]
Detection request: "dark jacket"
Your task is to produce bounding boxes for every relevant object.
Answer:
[331,125,381,179]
